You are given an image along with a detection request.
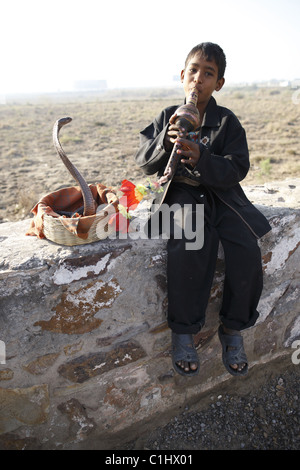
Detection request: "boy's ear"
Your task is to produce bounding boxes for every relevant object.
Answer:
[215,77,225,92]
[180,69,185,82]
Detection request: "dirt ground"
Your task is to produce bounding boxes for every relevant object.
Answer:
[0,86,299,224]
[119,355,300,451]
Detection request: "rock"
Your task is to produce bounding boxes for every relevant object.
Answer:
[23,353,60,375]
[57,340,147,383]
[0,385,49,434]
[0,178,299,449]
[57,398,96,440]
[243,177,300,209]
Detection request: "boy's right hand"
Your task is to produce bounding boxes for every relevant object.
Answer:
[164,114,185,151]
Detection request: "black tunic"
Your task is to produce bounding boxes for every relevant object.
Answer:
[135,96,271,239]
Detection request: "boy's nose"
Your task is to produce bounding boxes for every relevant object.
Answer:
[194,72,203,84]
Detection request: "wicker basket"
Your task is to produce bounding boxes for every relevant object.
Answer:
[43,203,116,246]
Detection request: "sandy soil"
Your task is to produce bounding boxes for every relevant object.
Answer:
[0,86,299,223]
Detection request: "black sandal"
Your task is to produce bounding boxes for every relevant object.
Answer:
[218,325,248,376]
[171,332,199,377]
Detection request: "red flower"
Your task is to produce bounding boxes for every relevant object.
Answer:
[108,212,130,233]
[108,180,145,233]
[119,179,143,210]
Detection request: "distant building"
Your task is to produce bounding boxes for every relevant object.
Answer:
[73,80,107,91]
[291,79,300,89]
[279,80,290,87]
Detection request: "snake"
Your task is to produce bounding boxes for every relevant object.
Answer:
[52,117,96,216]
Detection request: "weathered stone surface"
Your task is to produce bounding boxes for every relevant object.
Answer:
[34,278,121,334]
[284,315,300,347]
[53,246,130,285]
[63,341,84,356]
[243,178,300,209]
[57,398,96,440]
[0,385,49,434]
[0,433,40,450]
[0,178,299,449]
[23,353,60,375]
[0,369,14,381]
[58,340,147,383]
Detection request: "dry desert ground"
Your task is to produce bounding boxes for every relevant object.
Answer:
[0,86,299,223]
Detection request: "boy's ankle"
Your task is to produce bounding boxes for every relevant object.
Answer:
[222,325,241,336]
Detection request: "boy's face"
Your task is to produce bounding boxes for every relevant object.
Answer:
[181,52,225,109]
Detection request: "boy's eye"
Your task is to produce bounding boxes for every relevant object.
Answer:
[188,69,213,77]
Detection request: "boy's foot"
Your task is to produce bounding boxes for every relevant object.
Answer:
[218,325,248,376]
[176,359,198,373]
[171,332,199,376]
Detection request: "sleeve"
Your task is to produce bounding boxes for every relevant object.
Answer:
[194,114,250,190]
[134,107,176,176]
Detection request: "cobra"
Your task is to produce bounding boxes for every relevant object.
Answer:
[52,117,97,216]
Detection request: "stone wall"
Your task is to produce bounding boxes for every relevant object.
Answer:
[0,179,299,450]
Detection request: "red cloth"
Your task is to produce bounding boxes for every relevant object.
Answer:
[26,183,119,240]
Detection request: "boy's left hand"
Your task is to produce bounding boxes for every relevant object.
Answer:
[176,137,200,169]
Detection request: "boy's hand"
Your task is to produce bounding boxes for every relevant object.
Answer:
[164,113,200,168]
[176,137,200,169]
[163,113,185,151]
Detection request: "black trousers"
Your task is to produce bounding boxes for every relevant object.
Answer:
[165,183,263,334]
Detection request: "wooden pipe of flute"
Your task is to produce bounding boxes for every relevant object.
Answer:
[158,87,200,184]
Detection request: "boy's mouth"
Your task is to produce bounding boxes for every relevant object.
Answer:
[190,86,202,93]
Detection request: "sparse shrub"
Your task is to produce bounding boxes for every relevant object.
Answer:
[94,121,107,127]
[260,158,271,175]
[15,188,39,218]
[233,92,245,99]
[269,89,281,95]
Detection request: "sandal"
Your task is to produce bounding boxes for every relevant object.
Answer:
[171,332,199,377]
[218,325,248,376]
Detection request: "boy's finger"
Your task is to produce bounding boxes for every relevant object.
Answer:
[169,113,178,124]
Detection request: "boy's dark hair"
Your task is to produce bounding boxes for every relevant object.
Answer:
[185,42,226,80]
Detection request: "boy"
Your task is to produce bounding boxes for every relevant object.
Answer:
[135,43,271,376]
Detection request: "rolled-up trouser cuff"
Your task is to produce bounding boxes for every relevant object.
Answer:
[219,310,259,332]
[168,319,204,335]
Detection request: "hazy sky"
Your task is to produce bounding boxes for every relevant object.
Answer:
[1,0,299,94]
